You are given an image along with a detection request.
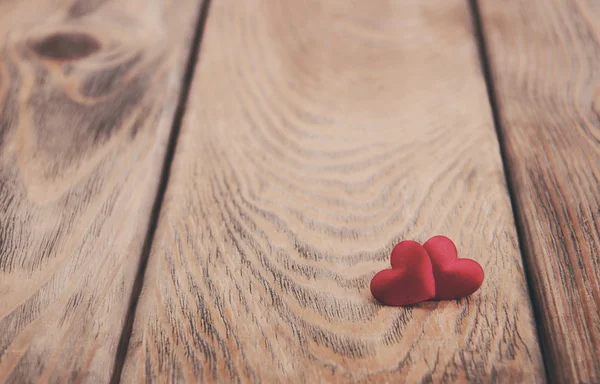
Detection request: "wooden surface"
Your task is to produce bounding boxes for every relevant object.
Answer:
[479,0,600,382]
[122,0,546,382]
[0,0,202,382]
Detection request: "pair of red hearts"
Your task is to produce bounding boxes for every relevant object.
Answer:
[370,236,484,306]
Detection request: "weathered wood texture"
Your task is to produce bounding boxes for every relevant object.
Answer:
[0,0,202,382]
[479,0,600,382]
[122,1,547,382]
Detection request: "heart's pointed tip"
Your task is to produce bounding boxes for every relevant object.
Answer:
[370,266,436,307]
[369,268,399,298]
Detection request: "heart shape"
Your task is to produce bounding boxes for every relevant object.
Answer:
[370,241,435,306]
[423,236,484,300]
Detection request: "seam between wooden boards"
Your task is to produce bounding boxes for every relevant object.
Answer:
[466,0,551,380]
[109,1,213,382]
[116,0,546,381]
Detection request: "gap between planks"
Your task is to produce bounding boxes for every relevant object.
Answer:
[466,0,551,379]
[109,1,213,382]
[118,0,546,381]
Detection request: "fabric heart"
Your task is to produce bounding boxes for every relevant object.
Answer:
[423,236,484,300]
[370,241,435,306]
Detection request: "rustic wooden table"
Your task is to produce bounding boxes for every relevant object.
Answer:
[1,0,598,382]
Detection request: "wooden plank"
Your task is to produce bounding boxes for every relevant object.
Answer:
[478,0,600,382]
[0,0,203,382]
[122,0,546,382]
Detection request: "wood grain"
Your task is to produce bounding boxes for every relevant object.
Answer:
[478,0,600,382]
[122,0,546,382]
[0,0,202,382]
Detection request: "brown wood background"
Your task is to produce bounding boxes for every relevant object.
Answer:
[0,0,203,381]
[121,0,544,382]
[1,0,599,382]
[479,0,600,382]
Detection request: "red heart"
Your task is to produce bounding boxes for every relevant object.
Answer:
[423,236,484,300]
[370,241,435,306]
